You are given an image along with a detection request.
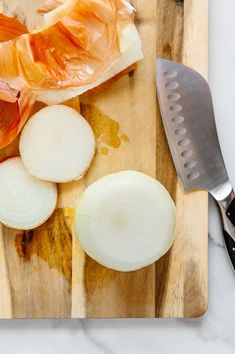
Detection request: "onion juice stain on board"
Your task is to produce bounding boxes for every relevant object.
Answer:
[81,104,129,156]
[101,147,109,156]
[14,208,73,284]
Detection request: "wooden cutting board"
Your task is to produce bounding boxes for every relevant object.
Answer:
[0,0,208,318]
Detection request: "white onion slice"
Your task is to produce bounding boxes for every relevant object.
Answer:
[75,171,176,272]
[20,105,96,183]
[0,157,57,230]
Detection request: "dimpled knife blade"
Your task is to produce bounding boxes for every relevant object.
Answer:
[156,58,235,272]
[156,58,228,192]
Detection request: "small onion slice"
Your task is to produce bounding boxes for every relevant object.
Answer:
[0,157,57,230]
[75,171,176,272]
[20,105,96,183]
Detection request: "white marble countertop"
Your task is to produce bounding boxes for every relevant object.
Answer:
[0,1,234,353]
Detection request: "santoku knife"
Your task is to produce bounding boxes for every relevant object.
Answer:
[156,58,235,270]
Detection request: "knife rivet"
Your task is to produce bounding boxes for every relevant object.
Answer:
[172,116,184,124]
[164,71,177,79]
[165,82,179,90]
[178,139,190,147]
[175,128,186,136]
[170,104,182,112]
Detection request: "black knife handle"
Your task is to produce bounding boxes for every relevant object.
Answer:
[223,230,235,271]
[223,197,235,270]
[217,190,235,271]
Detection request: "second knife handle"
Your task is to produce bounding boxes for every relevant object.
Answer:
[223,230,235,271]
[217,190,235,270]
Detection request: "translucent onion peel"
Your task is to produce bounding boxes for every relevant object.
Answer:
[19,105,96,183]
[0,0,134,92]
[0,14,28,42]
[0,15,35,149]
[37,0,64,14]
[0,85,35,149]
[75,171,176,272]
[0,1,142,144]
[35,22,143,105]
[40,0,76,26]
[0,157,57,230]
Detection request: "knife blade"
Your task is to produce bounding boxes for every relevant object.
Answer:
[156,58,235,271]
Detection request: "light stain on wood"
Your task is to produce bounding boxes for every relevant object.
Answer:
[81,104,122,149]
[14,208,73,284]
[101,147,109,156]
[1,208,73,318]
[80,103,130,156]
[121,133,130,143]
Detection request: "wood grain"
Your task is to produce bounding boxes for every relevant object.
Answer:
[0,0,208,318]
[154,0,208,318]
[79,0,157,318]
[1,209,73,318]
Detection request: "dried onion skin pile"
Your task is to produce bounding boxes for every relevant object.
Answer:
[0,0,143,147]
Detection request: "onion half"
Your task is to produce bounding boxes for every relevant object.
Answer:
[75,171,176,272]
[0,157,57,230]
[20,105,96,183]
[35,23,143,105]
[0,0,133,91]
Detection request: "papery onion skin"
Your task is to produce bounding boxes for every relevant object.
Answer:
[34,21,143,104]
[0,80,18,103]
[0,87,35,148]
[0,14,28,42]
[42,0,78,27]
[0,15,35,149]
[0,2,140,147]
[0,0,134,91]
[37,0,64,14]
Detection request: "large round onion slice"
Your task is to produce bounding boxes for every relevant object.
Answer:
[0,157,57,230]
[75,171,176,272]
[20,105,96,183]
